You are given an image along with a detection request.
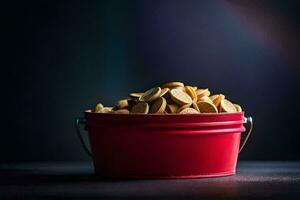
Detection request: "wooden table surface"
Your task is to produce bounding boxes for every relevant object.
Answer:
[0,161,299,199]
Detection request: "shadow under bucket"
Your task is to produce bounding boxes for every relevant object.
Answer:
[76,112,253,179]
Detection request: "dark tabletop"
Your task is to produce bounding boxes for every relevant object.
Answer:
[0,161,299,199]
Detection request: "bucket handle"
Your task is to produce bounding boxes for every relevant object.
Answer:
[239,116,253,153]
[75,117,93,157]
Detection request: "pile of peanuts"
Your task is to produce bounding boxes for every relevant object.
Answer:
[91,81,242,114]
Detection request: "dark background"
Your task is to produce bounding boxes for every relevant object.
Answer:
[2,0,300,163]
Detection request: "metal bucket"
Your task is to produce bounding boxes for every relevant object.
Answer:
[76,111,253,179]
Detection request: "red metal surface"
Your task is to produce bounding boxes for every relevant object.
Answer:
[85,111,246,178]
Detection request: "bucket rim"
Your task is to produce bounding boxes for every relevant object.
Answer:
[85,109,244,117]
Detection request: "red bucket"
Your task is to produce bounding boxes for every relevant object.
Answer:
[76,111,253,179]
